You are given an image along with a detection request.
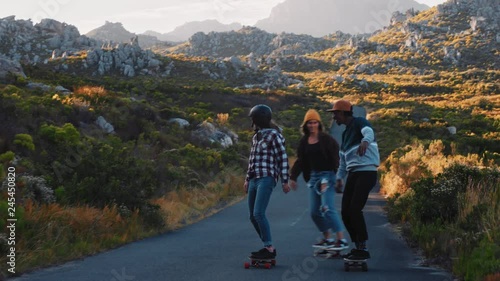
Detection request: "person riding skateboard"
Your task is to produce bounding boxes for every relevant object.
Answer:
[290,109,349,251]
[328,100,380,260]
[244,104,291,260]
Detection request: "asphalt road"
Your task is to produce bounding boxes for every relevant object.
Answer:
[10,178,453,281]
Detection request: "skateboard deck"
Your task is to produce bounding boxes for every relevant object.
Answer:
[244,256,276,269]
[343,257,368,271]
[313,245,347,259]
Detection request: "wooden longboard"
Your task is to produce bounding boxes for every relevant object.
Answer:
[343,257,368,271]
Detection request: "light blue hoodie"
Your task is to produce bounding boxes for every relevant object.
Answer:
[336,117,380,180]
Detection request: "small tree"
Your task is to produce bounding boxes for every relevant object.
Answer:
[14,134,35,151]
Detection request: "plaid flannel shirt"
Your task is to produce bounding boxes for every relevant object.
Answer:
[246,128,289,184]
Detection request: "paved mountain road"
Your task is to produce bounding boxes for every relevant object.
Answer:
[11,178,453,281]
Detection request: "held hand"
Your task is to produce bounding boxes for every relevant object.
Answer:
[335,179,343,193]
[357,141,368,156]
[282,182,291,194]
[244,181,249,194]
[290,180,298,191]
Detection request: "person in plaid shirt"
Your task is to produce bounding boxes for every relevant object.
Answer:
[244,104,291,260]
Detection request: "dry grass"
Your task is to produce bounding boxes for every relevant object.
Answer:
[152,168,245,230]
[484,272,500,281]
[380,140,486,197]
[73,86,108,98]
[458,177,500,242]
[3,200,144,274]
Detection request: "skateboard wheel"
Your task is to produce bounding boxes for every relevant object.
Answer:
[264,263,271,269]
[344,263,350,272]
[244,262,250,269]
[271,260,276,266]
[362,263,368,271]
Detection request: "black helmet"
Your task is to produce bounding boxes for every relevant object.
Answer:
[249,104,272,128]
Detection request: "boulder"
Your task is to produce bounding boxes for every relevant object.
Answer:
[168,118,190,128]
[0,56,26,81]
[96,116,115,134]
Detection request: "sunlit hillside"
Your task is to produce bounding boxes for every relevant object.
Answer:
[0,0,499,279]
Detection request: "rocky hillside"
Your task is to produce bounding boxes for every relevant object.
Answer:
[159,0,499,73]
[0,17,300,89]
[0,16,95,63]
[0,0,498,89]
[255,0,429,36]
[164,26,336,57]
[365,0,500,70]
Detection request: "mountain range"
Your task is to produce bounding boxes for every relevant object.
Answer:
[1,0,498,84]
[84,0,430,44]
[85,21,164,49]
[143,20,242,42]
[255,0,429,36]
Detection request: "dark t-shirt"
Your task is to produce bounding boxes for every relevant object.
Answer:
[306,142,330,172]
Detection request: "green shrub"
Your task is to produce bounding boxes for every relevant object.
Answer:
[57,137,158,215]
[39,123,80,145]
[407,221,452,257]
[456,237,500,281]
[14,134,35,151]
[139,203,164,228]
[385,189,415,223]
[410,164,482,223]
[0,151,15,162]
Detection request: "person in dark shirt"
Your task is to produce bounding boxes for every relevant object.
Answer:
[245,104,291,259]
[290,109,348,251]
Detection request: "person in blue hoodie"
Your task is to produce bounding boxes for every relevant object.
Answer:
[327,100,380,260]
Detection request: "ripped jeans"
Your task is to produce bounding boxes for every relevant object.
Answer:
[307,171,344,233]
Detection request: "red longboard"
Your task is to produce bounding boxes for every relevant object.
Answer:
[244,256,276,269]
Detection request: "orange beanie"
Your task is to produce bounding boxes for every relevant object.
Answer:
[301,109,321,126]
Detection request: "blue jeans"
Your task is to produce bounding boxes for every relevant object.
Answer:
[248,176,276,247]
[308,171,344,233]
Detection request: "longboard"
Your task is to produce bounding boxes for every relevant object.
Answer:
[313,245,348,259]
[244,256,276,269]
[343,257,368,271]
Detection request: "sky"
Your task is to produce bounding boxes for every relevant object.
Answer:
[1,0,448,35]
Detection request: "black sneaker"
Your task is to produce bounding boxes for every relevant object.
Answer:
[346,249,370,260]
[312,239,334,248]
[251,248,276,259]
[341,248,356,258]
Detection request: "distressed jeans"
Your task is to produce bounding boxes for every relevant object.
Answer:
[307,171,344,233]
[248,176,276,247]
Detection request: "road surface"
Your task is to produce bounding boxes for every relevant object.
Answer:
[10,179,453,281]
